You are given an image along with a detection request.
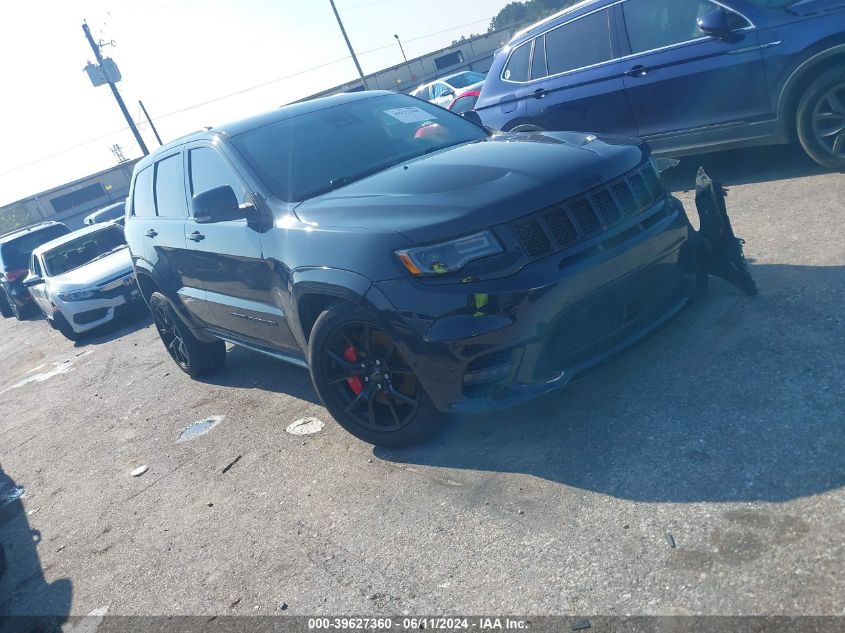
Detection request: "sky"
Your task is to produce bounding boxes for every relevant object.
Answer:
[0,0,513,207]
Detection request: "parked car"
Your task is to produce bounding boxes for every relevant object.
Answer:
[411,71,487,108]
[124,91,750,447]
[84,200,127,226]
[0,222,71,320]
[474,0,845,170]
[449,89,481,115]
[23,223,142,340]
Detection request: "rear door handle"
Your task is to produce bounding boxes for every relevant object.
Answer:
[187,231,205,242]
[625,65,649,78]
[144,229,158,238]
[532,88,548,99]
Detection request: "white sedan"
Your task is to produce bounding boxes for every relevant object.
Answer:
[24,223,144,340]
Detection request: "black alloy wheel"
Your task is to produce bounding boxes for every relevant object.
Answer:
[322,321,421,433]
[149,292,225,377]
[153,298,190,371]
[309,303,443,447]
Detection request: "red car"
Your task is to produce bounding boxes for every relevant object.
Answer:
[448,89,480,115]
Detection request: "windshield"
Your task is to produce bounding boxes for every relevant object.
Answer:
[0,225,70,271]
[230,94,487,202]
[447,72,485,89]
[43,225,127,276]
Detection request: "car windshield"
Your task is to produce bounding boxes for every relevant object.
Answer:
[230,94,488,202]
[43,225,127,276]
[447,72,485,88]
[0,225,69,271]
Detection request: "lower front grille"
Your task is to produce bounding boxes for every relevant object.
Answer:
[535,266,681,378]
[73,308,109,325]
[511,162,664,260]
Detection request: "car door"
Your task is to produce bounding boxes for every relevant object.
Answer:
[147,150,216,325]
[184,144,297,350]
[618,0,769,140]
[521,7,639,137]
[27,254,50,315]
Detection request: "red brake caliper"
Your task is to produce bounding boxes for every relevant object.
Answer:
[343,343,364,395]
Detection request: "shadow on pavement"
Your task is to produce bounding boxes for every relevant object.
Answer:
[662,144,830,192]
[375,264,845,504]
[71,307,152,349]
[0,463,71,628]
[197,344,322,406]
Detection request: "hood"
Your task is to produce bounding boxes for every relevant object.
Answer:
[295,131,646,244]
[49,247,133,291]
[787,0,845,15]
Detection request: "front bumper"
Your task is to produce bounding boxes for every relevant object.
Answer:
[371,196,699,413]
[55,285,143,334]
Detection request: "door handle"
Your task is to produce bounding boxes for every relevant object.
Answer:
[625,65,649,78]
[187,231,205,242]
[532,88,548,99]
[144,229,158,238]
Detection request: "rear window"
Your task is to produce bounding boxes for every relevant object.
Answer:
[0,225,70,271]
[132,166,155,218]
[43,226,127,276]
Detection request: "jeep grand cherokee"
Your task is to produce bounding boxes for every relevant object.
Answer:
[126,91,725,446]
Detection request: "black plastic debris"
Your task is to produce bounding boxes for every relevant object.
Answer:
[571,618,591,631]
[222,455,242,474]
[694,168,758,296]
[666,533,677,548]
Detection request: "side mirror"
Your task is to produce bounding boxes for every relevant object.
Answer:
[192,186,253,224]
[698,9,733,40]
[24,275,44,288]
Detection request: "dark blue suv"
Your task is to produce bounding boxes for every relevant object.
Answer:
[474,0,845,170]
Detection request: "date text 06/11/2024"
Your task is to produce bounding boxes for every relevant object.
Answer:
[307,618,529,630]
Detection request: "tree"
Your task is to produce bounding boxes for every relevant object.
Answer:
[488,0,580,33]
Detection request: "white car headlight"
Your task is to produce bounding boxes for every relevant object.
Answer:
[59,289,96,302]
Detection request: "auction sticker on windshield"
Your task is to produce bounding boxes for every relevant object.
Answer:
[384,107,435,124]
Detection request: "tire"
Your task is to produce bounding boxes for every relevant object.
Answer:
[796,67,845,171]
[149,292,225,377]
[53,312,81,342]
[308,302,444,447]
[0,291,11,318]
[5,289,26,321]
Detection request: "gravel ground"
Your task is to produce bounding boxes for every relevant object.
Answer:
[0,144,843,619]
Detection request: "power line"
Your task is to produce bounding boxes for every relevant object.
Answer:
[2,17,498,176]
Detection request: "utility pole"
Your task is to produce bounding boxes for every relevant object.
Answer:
[394,34,416,83]
[82,21,149,156]
[328,0,368,89]
[139,100,164,146]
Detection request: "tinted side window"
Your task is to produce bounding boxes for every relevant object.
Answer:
[623,0,747,54]
[189,148,247,205]
[503,41,531,82]
[545,9,613,76]
[531,35,547,80]
[451,95,479,114]
[154,154,189,218]
[132,167,155,218]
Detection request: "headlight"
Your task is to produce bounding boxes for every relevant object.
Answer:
[396,231,503,276]
[58,289,96,302]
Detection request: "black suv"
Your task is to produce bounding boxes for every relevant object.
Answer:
[0,221,70,319]
[126,91,726,446]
